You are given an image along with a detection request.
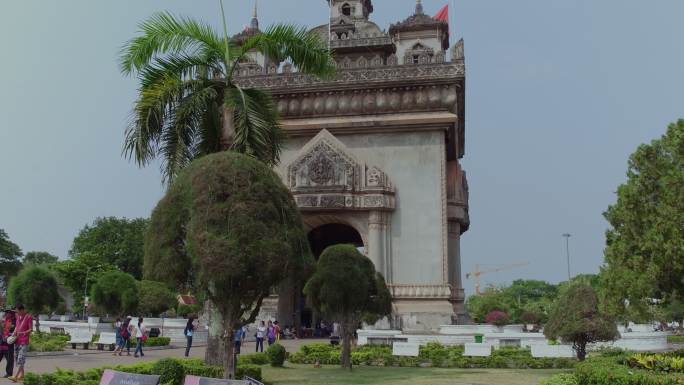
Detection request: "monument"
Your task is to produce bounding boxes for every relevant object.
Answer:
[234,0,469,331]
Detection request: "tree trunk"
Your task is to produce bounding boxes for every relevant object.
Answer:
[222,319,236,379]
[34,314,40,333]
[575,341,587,361]
[340,324,353,370]
[221,105,235,150]
[205,301,225,366]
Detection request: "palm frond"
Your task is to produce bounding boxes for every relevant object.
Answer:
[160,82,219,183]
[235,24,335,80]
[120,11,224,76]
[226,86,284,166]
[137,51,224,89]
[123,75,185,167]
[124,76,220,184]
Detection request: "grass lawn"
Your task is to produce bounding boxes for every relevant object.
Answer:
[262,364,568,385]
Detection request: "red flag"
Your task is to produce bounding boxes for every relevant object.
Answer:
[434,4,449,23]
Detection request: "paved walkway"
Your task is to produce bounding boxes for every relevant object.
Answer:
[0,338,327,381]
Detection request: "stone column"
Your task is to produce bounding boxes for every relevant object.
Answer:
[367,211,386,276]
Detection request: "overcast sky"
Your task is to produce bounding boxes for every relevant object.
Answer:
[1,0,682,294]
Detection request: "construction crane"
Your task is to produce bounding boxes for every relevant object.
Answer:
[465,262,530,295]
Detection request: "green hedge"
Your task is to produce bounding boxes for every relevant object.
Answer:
[288,343,576,369]
[238,353,270,366]
[23,358,261,385]
[668,335,684,344]
[574,357,684,385]
[29,333,69,352]
[128,337,171,347]
[538,373,578,385]
[266,344,286,367]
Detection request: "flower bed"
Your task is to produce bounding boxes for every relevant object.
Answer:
[288,343,576,369]
[24,358,261,385]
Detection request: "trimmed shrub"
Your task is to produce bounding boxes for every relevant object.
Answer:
[29,333,69,352]
[238,353,269,366]
[152,358,185,385]
[289,343,575,369]
[266,343,286,367]
[128,337,171,347]
[538,373,578,385]
[235,364,261,381]
[23,358,261,385]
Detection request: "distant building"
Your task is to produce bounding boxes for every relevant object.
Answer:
[235,0,469,331]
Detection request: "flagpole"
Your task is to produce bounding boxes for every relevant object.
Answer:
[451,0,457,38]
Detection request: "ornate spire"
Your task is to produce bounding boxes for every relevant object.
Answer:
[415,0,424,15]
[250,0,259,30]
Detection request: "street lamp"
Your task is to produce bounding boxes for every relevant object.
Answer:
[83,265,102,321]
[562,233,571,280]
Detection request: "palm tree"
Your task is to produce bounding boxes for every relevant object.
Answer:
[120,5,334,183]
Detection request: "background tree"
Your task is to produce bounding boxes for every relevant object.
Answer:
[7,266,59,332]
[304,244,392,370]
[466,279,559,324]
[70,217,148,279]
[119,9,334,184]
[23,251,59,266]
[601,120,684,322]
[544,283,618,361]
[90,271,139,316]
[144,152,311,378]
[0,229,22,299]
[51,251,115,314]
[138,280,176,316]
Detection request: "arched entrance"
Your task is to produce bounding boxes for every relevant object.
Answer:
[308,223,364,258]
[298,223,364,332]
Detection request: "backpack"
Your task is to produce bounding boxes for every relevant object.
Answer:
[120,325,129,339]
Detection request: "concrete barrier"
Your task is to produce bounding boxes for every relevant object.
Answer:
[464,343,492,357]
[531,344,575,358]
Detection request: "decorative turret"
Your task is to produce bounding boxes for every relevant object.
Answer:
[389,1,450,64]
[232,1,262,46]
[415,0,424,16]
[250,1,259,30]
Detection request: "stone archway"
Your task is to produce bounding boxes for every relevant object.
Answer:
[276,129,395,331]
[308,223,364,258]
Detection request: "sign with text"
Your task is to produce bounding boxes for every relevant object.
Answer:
[99,370,160,385]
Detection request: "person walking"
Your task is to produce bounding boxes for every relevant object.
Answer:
[183,317,195,357]
[112,318,122,356]
[9,304,32,383]
[117,317,133,356]
[234,325,245,356]
[267,320,275,346]
[255,321,265,352]
[0,310,16,378]
[134,317,146,358]
[274,321,281,343]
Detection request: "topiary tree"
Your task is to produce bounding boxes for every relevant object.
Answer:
[138,280,176,316]
[266,343,286,367]
[7,265,59,332]
[544,283,618,360]
[90,271,139,316]
[303,244,392,370]
[144,151,311,378]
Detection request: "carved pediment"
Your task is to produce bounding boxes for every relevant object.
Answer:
[286,129,394,211]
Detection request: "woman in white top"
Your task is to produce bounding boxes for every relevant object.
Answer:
[255,321,266,352]
[134,317,146,358]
